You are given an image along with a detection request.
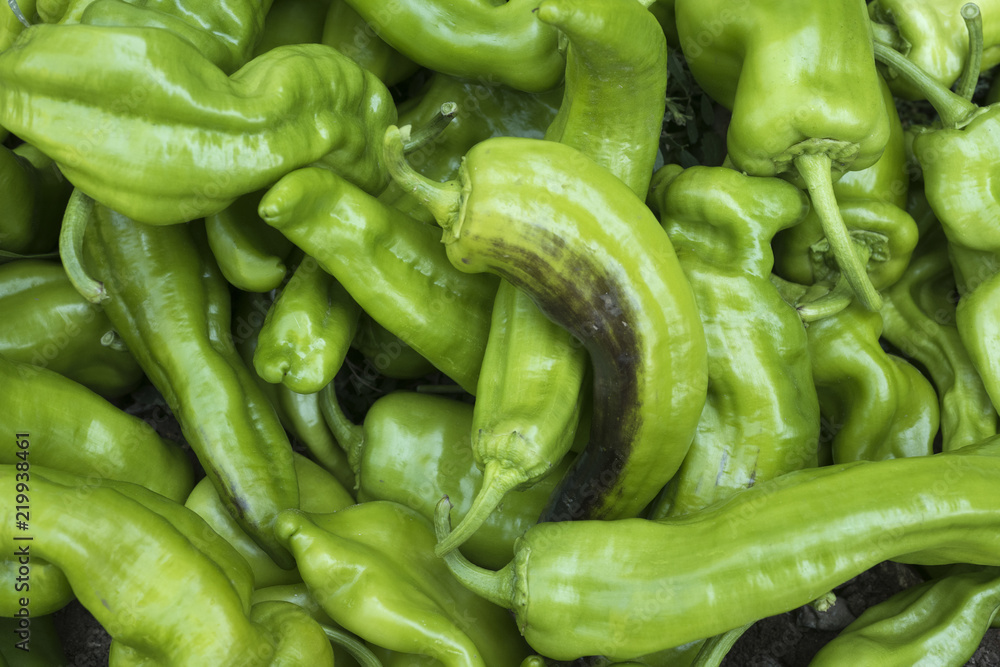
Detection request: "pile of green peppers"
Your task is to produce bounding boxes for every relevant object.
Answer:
[2,0,1000,664]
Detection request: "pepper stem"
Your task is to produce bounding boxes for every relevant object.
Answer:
[382,125,463,228]
[690,623,754,667]
[433,497,515,610]
[402,102,458,154]
[872,42,979,128]
[956,3,984,101]
[59,188,107,305]
[100,329,127,352]
[435,457,531,558]
[318,383,365,480]
[794,154,882,312]
[7,0,30,27]
[320,624,384,667]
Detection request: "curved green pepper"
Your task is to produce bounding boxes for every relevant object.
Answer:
[259,166,499,395]
[0,23,397,224]
[385,130,707,521]
[275,501,531,667]
[205,191,294,293]
[881,228,998,451]
[82,206,299,567]
[648,165,820,518]
[0,355,193,502]
[0,259,143,397]
[254,255,361,394]
[436,440,1000,661]
[810,566,1000,666]
[322,389,573,570]
[337,0,564,92]
[350,314,436,380]
[677,0,891,311]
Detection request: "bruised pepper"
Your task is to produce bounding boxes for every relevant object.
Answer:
[439,0,665,554]
[384,128,707,521]
[647,166,820,518]
[676,0,891,311]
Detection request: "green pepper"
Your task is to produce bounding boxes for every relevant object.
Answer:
[435,281,586,557]
[259,166,499,395]
[185,453,354,589]
[870,0,1000,100]
[320,0,418,85]
[205,191,295,293]
[0,142,71,255]
[0,259,144,397]
[772,77,918,293]
[4,468,338,665]
[803,300,939,463]
[253,0,331,54]
[0,0,33,52]
[881,228,998,452]
[0,614,66,666]
[53,0,272,74]
[275,500,531,667]
[539,0,667,198]
[0,22,397,224]
[384,129,707,522]
[232,289,354,490]
[810,566,1000,666]
[436,439,1000,661]
[381,71,561,225]
[873,40,1000,416]
[254,255,361,394]
[82,205,299,567]
[322,389,572,570]
[647,165,820,518]
[336,0,563,92]
[676,0,892,311]
[0,355,193,502]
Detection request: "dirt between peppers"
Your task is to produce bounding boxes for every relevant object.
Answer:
[49,560,1000,665]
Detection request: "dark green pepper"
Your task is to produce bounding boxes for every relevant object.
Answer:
[320,0,418,85]
[0,142,70,255]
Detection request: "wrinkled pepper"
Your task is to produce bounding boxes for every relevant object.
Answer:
[437,439,1000,661]
[0,23,397,224]
[676,0,892,311]
[647,165,820,518]
[82,206,299,567]
[385,129,707,522]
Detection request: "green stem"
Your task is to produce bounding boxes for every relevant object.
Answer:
[956,3,984,101]
[434,457,529,557]
[59,188,106,304]
[402,102,458,154]
[7,0,30,27]
[433,497,515,609]
[381,125,463,228]
[318,383,365,477]
[870,21,907,52]
[796,274,855,323]
[690,623,753,667]
[320,624,383,667]
[795,154,882,312]
[100,330,128,352]
[872,42,979,128]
